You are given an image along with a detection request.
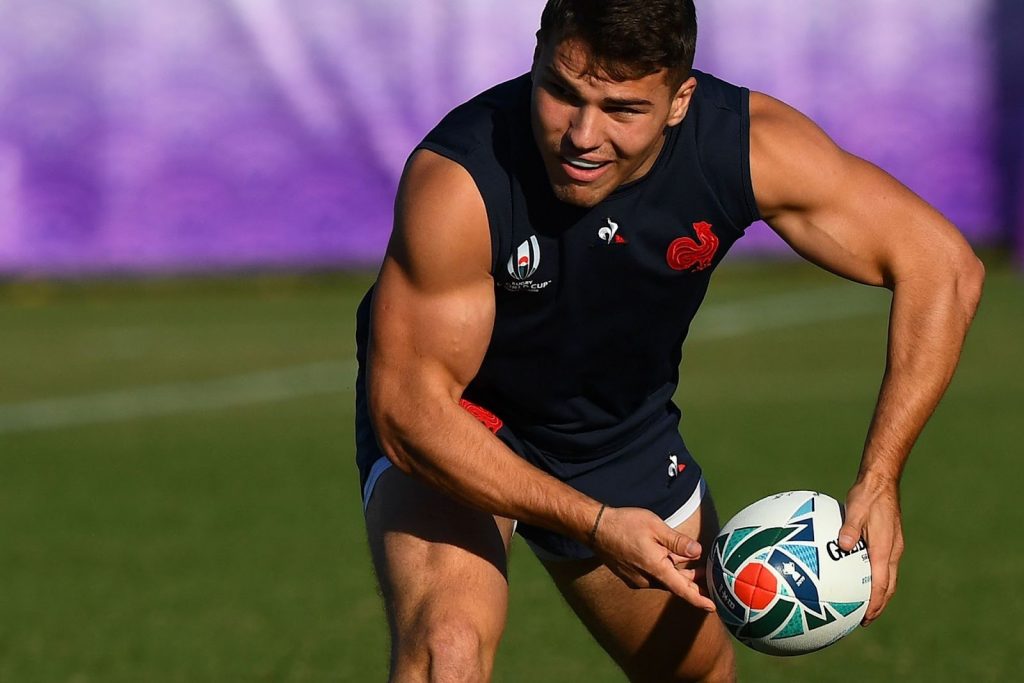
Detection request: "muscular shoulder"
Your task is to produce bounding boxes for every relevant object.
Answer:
[389,149,492,291]
[748,91,852,220]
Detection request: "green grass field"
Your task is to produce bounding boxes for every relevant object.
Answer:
[0,256,1021,681]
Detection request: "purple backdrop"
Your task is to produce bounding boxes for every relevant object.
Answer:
[0,0,1016,274]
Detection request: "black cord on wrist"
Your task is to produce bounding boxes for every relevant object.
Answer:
[587,503,607,547]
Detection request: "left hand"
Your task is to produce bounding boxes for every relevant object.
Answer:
[837,475,905,626]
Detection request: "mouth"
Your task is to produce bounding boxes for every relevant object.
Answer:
[559,155,612,182]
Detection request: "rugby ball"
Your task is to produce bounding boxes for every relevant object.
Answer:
[706,491,871,656]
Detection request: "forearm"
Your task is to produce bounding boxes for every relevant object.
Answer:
[372,386,601,544]
[856,257,984,485]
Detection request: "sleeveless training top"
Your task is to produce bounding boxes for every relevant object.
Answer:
[357,70,760,460]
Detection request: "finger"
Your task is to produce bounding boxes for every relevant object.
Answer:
[662,555,697,578]
[883,562,899,606]
[863,518,903,626]
[669,553,708,580]
[668,552,689,566]
[882,536,904,610]
[673,566,709,597]
[653,564,716,611]
[862,545,891,626]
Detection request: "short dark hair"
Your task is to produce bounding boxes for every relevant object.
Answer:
[537,0,697,85]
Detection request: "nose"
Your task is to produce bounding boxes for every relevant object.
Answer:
[566,105,601,152]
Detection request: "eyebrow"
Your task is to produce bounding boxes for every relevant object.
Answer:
[544,66,654,108]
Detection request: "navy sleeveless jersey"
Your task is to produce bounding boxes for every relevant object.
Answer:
[357,70,760,460]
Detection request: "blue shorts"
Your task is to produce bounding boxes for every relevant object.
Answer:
[355,364,705,561]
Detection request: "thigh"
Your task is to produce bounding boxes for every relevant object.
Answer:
[365,465,516,673]
[542,495,735,683]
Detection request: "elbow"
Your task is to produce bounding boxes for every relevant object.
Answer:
[367,389,418,476]
[368,379,455,477]
[955,248,985,317]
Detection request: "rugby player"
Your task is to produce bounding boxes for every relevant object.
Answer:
[354,1,984,680]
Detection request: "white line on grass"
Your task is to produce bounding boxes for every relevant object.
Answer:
[689,285,886,341]
[0,285,886,435]
[0,361,354,435]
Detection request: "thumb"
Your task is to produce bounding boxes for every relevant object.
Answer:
[838,504,866,552]
[662,528,702,559]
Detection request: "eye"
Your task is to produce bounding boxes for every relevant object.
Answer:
[606,106,643,119]
[547,81,571,99]
[542,77,579,103]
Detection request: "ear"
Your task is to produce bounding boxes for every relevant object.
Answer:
[666,76,698,127]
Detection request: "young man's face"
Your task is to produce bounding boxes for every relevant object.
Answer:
[531,37,696,208]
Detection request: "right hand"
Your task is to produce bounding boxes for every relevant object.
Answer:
[589,505,716,612]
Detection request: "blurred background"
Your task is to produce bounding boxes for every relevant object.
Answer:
[0,1,1020,681]
[0,0,1021,273]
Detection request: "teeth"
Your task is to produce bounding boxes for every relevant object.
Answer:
[567,157,603,169]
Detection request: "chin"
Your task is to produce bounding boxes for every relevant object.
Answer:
[549,182,608,208]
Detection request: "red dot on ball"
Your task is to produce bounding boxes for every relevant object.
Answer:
[735,562,777,610]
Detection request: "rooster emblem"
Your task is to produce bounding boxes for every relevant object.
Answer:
[666,221,719,272]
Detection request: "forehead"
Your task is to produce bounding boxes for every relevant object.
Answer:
[538,37,674,98]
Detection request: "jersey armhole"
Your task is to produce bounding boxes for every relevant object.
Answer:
[739,88,763,227]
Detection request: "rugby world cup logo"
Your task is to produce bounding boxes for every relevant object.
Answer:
[508,236,541,281]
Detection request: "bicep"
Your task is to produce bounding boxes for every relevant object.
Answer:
[368,150,495,410]
[749,92,970,288]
